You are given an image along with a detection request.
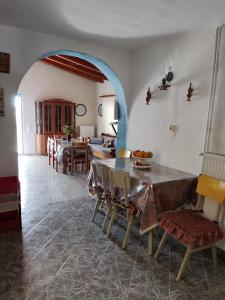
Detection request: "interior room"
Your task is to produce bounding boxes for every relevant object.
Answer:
[1,1,225,299]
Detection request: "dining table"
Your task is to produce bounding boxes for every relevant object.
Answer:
[88,158,197,254]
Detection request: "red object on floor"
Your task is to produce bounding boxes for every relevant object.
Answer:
[0,176,21,232]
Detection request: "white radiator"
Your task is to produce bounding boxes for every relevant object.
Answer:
[79,126,95,138]
[202,153,225,250]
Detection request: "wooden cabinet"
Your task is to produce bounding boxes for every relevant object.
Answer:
[35,99,75,155]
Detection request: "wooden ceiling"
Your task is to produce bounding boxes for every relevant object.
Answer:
[41,55,107,83]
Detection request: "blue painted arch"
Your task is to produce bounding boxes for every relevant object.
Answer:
[39,50,128,151]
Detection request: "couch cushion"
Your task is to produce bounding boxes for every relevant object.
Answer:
[89,137,104,144]
[90,144,113,154]
[159,209,224,248]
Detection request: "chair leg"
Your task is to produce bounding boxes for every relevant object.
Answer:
[154,232,168,259]
[211,245,217,267]
[56,160,58,172]
[122,214,134,249]
[107,206,117,237]
[91,197,101,222]
[148,230,153,256]
[176,248,191,281]
[102,208,110,232]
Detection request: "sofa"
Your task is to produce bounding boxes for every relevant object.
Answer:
[89,133,116,159]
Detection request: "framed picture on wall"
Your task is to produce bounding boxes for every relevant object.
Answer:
[0,52,10,73]
[0,87,4,116]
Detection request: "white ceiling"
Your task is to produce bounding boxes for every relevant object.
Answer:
[1,0,225,50]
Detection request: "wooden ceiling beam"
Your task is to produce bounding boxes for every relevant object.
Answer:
[60,55,101,72]
[52,55,107,80]
[41,58,104,83]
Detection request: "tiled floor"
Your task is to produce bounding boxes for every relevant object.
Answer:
[1,156,225,300]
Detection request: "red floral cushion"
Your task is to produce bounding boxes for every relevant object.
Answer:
[159,210,224,248]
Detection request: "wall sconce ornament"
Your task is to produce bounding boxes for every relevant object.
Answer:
[0,52,10,73]
[159,78,170,90]
[159,66,173,90]
[146,87,151,105]
[166,66,173,82]
[186,82,193,101]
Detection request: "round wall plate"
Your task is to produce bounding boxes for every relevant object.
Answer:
[75,104,87,116]
[98,104,103,117]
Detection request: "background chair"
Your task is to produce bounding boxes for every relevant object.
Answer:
[47,137,56,168]
[92,161,111,231]
[117,148,131,158]
[154,174,225,281]
[67,143,89,174]
[107,169,139,249]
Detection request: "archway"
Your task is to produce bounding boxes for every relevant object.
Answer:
[38,50,128,151]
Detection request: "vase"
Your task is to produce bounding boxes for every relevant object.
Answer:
[67,134,71,142]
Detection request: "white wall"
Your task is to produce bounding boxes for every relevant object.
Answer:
[18,61,97,154]
[96,81,116,136]
[127,30,215,174]
[0,24,132,176]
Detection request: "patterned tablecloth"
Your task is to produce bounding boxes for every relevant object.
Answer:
[88,158,197,234]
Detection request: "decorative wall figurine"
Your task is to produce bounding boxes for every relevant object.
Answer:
[0,87,4,116]
[159,66,173,90]
[166,66,173,82]
[159,78,170,90]
[186,82,193,101]
[0,52,10,73]
[146,87,152,104]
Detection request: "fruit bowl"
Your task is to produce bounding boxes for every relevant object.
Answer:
[132,150,153,160]
[132,160,151,169]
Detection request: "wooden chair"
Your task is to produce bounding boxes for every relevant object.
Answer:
[117,148,131,158]
[53,138,62,171]
[154,174,225,281]
[91,161,111,231]
[47,137,55,167]
[67,143,89,174]
[107,169,139,249]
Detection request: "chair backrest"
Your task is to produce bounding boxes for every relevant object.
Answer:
[48,137,55,154]
[92,161,109,194]
[109,169,130,206]
[70,144,88,162]
[117,148,131,158]
[197,174,225,222]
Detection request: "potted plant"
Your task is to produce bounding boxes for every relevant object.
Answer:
[62,124,74,142]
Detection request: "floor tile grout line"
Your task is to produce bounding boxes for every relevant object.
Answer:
[23,208,58,237]
[31,220,72,260]
[126,237,142,300]
[83,224,118,298]
[55,254,72,277]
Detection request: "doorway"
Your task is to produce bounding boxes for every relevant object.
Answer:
[15,94,23,155]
